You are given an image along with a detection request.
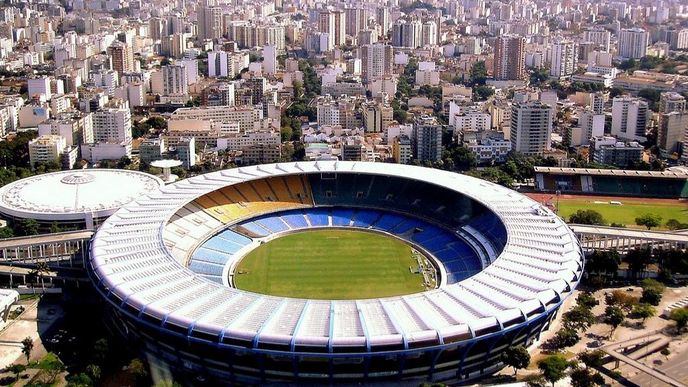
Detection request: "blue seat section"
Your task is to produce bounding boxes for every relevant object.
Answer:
[200,275,223,284]
[189,261,225,276]
[281,213,309,229]
[305,208,329,226]
[466,212,507,251]
[239,221,270,237]
[331,208,355,226]
[255,217,289,233]
[352,210,380,228]
[192,247,232,265]
[217,230,252,246]
[390,219,423,235]
[203,237,243,254]
[371,213,407,232]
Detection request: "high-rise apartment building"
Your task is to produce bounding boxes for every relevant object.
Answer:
[510,101,553,155]
[359,43,393,81]
[93,108,132,144]
[493,35,526,80]
[391,19,422,48]
[618,28,649,59]
[161,65,189,96]
[611,96,649,142]
[550,38,577,78]
[413,115,442,162]
[107,41,134,75]
[583,27,611,52]
[197,0,223,41]
[658,92,686,113]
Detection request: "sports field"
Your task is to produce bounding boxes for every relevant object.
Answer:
[526,193,688,229]
[234,229,425,299]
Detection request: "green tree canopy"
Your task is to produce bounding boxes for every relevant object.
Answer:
[568,209,605,225]
[635,213,662,229]
[538,354,570,387]
[501,345,530,375]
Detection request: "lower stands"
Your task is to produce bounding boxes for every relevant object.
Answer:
[187,230,252,283]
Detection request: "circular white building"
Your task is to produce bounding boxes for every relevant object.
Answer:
[89,161,584,385]
[0,169,163,230]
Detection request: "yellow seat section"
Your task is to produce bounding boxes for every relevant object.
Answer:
[194,177,314,224]
[266,176,292,202]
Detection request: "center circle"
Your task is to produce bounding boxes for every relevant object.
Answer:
[233,229,435,300]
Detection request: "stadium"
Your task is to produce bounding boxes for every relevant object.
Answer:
[88,161,584,385]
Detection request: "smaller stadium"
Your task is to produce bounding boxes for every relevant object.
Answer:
[0,169,163,230]
[89,161,584,385]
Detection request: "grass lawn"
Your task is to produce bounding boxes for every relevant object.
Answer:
[234,229,425,299]
[557,199,688,229]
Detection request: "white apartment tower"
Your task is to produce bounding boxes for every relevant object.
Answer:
[550,38,577,78]
[359,43,393,82]
[611,96,649,142]
[93,108,132,144]
[510,101,553,155]
[618,28,649,59]
[162,65,189,96]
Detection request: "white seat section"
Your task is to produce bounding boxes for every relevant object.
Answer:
[294,301,330,343]
[358,300,399,338]
[331,301,365,345]
[260,299,307,338]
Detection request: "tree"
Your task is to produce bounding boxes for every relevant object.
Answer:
[473,85,494,101]
[576,292,599,310]
[21,337,33,363]
[40,355,65,384]
[665,219,688,230]
[604,306,625,336]
[501,345,530,376]
[568,210,605,225]
[631,303,656,326]
[468,61,487,86]
[552,328,580,348]
[93,338,109,364]
[128,358,148,380]
[537,354,570,387]
[16,219,39,236]
[8,364,26,381]
[570,367,605,387]
[605,290,639,311]
[66,373,93,387]
[562,305,596,332]
[86,364,101,382]
[635,213,662,230]
[669,307,688,331]
[626,247,653,280]
[49,222,62,234]
[578,350,605,368]
[0,227,14,239]
[640,278,665,306]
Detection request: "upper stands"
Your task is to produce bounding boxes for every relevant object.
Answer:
[194,175,313,224]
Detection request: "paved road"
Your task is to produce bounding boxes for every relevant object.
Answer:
[631,352,688,386]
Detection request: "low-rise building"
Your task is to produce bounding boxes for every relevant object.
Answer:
[590,136,643,167]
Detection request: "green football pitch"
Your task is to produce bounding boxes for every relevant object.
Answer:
[233,229,426,299]
[556,199,688,229]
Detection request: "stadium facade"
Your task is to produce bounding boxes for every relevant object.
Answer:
[89,161,584,385]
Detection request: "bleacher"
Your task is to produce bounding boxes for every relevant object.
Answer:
[187,230,252,283]
[234,208,485,284]
[194,176,313,224]
[308,174,479,227]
